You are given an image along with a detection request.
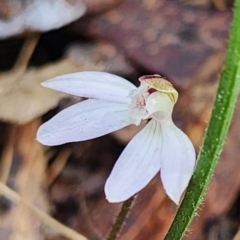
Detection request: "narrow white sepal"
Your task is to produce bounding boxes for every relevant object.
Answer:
[160,120,196,205]
[105,120,162,203]
[36,99,132,146]
[41,71,136,103]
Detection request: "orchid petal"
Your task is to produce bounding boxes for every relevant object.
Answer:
[160,121,196,204]
[37,99,132,146]
[146,92,173,120]
[42,71,136,103]
[105,120,162,203]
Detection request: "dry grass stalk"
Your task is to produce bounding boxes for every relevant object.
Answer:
[0,181,88,240]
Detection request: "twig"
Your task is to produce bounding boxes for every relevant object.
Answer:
[106,196,135,240]
[0,181,88,240]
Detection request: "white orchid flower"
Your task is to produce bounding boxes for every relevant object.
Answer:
[37,71,196,205]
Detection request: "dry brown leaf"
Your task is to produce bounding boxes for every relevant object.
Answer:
[0,119,48,240]
[0,60,71,124]
[0,42,134,124]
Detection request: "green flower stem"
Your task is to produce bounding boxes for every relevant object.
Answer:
[106,196,135,240]
[164,1,240,239]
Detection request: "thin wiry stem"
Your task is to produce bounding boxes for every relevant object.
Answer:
[106,196,135,240]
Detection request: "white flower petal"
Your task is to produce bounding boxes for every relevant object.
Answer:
[36,99,132,146]
[42,71,136,103]
[105,120,162,202]
[160,121,196,204]
[146,92,173,119]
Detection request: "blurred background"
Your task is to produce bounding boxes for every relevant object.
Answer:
[0,0,239,239]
